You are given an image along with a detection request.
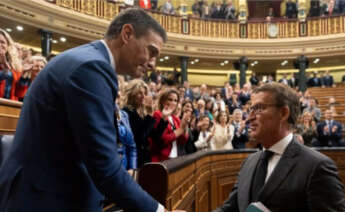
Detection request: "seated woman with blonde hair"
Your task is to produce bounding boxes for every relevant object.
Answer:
[122,79,168,168]
[296,111,318,147]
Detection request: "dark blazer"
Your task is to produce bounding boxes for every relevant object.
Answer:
[213,139,345,212]
[288,77,298,88]
[317,120,343,147]
[231,121,249,149]
[0,41,158,212]
[323,75,334,87]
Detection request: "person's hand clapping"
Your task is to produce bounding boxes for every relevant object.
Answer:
[162,104,174,119]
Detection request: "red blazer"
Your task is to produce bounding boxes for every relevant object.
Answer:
[149,110,188,162]
[0,69,21,101]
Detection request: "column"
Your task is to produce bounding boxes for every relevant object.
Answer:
[39,29,52,57]
[180,56,189,84]
[294,55,309,92]
[234,56,248,88]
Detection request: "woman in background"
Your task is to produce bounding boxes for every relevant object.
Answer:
[149,89,190,162]
[296,111,318,146]
[211,111,234,150]
[0,28,21,100]
[123,79,168,168]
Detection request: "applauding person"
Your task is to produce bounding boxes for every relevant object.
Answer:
[149,89,190,162]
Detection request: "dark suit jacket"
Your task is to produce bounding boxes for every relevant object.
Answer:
[231,122,249,149]
[323,75,334,87]
[213,139,345,212]
[317,120,343,147]
[0,41,158,212]
[288,78,298,88]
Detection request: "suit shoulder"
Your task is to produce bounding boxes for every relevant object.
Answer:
[299,144,334,165]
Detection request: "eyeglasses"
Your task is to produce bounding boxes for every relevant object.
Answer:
[248,103,277,114]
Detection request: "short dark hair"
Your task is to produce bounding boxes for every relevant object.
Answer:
[252,82,300,126]
[105,8,167,42]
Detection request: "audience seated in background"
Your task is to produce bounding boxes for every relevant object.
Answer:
[211,111,234,150]
[178,100,196,155]
[194,115,214,151]
[148,89,190,162]
[316,109,343,147]
[303,98,322,122]
[0,29,22,101]
[123,79,168,168]
[285,0,298,18]
[307,72,322,87]
[322,70,334,87]
[296,111,318,147]
[16,55,47,101]
[231,109,249,149]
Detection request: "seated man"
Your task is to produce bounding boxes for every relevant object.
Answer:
[316,109,343,147]
[213,83,345,212]
[303,98,322,122]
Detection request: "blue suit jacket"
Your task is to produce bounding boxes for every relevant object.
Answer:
[0,41,158,212]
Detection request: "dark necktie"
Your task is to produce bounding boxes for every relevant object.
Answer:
[250,150,274,202]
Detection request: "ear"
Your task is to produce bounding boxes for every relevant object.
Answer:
[120,24,135,45]
[280,106,290,123]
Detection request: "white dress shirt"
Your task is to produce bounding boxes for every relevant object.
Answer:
[264,133,293,182]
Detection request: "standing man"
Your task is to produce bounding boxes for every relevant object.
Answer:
[213,82,345,212]
[316,109,343,147]
[0,8,184,212]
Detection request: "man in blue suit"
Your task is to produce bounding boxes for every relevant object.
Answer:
[316,109,343,147]
[0,8,183,212]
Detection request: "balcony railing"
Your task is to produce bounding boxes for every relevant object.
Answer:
[53,0,345,39]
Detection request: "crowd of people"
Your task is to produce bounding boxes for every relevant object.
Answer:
[0,28,48,102]
[145,0,345,20]
[1,25,345,173]
[1,7,345,212]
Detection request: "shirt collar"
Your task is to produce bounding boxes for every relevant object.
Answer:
[266,133,293,155]
[100,39,115,71]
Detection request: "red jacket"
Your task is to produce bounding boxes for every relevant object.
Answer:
[0,69,21,101]
[149,110,188,162]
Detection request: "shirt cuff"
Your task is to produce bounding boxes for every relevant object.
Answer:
[156,203,165,212]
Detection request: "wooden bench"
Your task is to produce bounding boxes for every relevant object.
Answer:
[0,98,21,134]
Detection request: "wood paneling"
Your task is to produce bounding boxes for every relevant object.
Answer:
[139,149,345,211]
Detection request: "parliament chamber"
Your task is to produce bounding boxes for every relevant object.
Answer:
[2,0,345,211]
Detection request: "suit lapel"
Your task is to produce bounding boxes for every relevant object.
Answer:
[238,152,261,211]
[259,139,301,202]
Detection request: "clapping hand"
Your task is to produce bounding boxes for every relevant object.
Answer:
[332,125,338,133]
[323,125,329,134]
[162,105,174,119]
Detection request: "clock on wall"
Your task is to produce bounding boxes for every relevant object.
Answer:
[267,23,278,38]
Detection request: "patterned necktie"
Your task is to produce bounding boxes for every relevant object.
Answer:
[250,150,274,202]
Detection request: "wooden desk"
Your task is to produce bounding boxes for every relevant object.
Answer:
[139,148,345,212]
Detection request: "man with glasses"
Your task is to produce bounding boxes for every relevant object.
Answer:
[213,82,345,212]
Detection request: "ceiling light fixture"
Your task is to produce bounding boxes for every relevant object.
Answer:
[313,58,320,64]
[16,26,24,31]
[60,37,67,42]
[164,56,169,60]
[5,28,12,32]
